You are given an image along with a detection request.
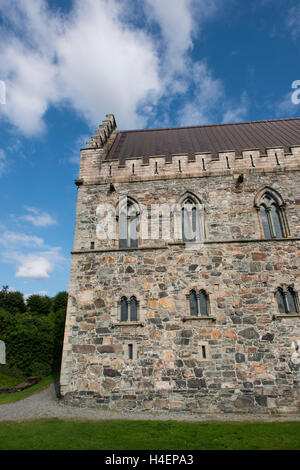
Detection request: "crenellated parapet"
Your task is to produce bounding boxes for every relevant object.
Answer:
[86,114,117,149]
[78,114,118,182]
[97,145,300,184]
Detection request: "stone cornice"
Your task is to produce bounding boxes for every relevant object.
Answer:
[71,237,300,254]
[77,164,300,186]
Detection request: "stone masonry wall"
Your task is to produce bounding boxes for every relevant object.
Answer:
[60,166,300,413]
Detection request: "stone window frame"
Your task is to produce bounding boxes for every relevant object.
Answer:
[175,191,206,243]
[198,341,211,361]
[123,340,139,360]
[254,186,290,239]
[183,286,216,322]
[273,284,300,318]
[115,195,142,249]
[111,293,144,327]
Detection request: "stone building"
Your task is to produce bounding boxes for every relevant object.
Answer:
[60,115,300,413]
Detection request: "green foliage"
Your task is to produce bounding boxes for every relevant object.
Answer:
[0,309,54,376]
[0,287,27,314]
[49,308,67,370]
[27,294,52,315]
[0,287,67,377]
[52,291,68,313]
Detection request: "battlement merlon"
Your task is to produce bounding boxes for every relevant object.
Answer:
[89,145,300,184]
[78,114,118,181]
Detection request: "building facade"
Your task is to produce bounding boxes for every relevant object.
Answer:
[60,115,300,413]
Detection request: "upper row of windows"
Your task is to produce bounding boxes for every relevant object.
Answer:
[115,186,290,248]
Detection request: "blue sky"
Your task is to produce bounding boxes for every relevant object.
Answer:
[0,0,300,298]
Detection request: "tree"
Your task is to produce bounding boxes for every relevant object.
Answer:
[27,295,52,315]
[52,291,68,313]
[0,286,27,314]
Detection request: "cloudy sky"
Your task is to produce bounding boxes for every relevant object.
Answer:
[0,0,300,297]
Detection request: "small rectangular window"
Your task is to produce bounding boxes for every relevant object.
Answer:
[202,345,206,359]
[128,344,133,360]
[90,241,95,250]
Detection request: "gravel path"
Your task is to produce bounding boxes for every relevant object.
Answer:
[1,383,300,422]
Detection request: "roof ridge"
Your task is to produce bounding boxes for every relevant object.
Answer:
[119,117,300,134]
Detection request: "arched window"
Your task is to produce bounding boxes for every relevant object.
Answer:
[255,188,288,239]
[118,197,139,248]
[180,193,203,242]
[275,288,286,314]
[199,290,209,316]
[120,296,139,322]
[130,296,138,321]
[121,297,128,321]
[189,290,198,316]
[275,286,299,314]
[287,288,299,313]
[189,289,209,316]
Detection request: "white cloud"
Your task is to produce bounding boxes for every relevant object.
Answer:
[275,91,299,117]
[0,0,229,135]
[0,231,44,248]
[0,149,6,175]
[0,0,161,134]
[178,62,249,126]
[3,247,64,280]
[286,4,300,39]
[0,226,64,280]
[222,92,250,124]
[68,134,91,165]
[21,207,57,227]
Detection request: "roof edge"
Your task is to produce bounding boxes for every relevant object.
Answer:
[118,116,300,134]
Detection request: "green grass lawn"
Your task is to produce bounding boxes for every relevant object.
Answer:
[0,419,299,450]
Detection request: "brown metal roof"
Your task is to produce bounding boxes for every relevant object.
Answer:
[106,117,300,163]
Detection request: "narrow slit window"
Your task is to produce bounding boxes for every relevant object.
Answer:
[128,344,133,360]
[202,346,206,359]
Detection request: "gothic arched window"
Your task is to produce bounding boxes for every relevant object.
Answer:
[255,188,288,239]
[118,197,140,248]
[199,290,209,316]
[121,296,128,321]
[189,290,199,316]
[120,296,139,322]
[130,296,138,322]
[181,194,203,242]
[275,286,299,314]
[189,289,209,316]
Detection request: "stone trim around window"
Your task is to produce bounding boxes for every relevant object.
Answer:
[111,322,144,328]
[182,316,216,322]
[273,314,300,320]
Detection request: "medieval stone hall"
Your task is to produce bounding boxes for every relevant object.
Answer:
[60,114,300,413]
